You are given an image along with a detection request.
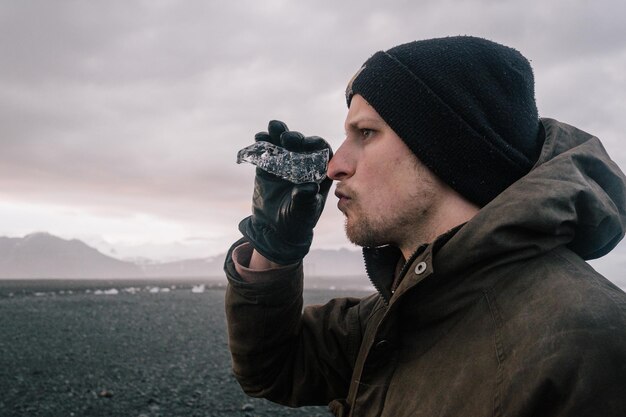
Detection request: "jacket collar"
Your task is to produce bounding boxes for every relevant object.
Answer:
[363,225,463,303]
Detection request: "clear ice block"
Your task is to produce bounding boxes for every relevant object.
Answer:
[237,141,329,184]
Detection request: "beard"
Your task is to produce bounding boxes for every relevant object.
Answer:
[344,214,389,248]
[343,204,425,249]
[342,187,438,250]
[338,163,441,250]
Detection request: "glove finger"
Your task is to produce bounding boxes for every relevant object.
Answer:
[281,133,334,158]
[319,175,333,196]
[289,188,325,231]
[291,182,320,206]
[300,136,333,155]
[280,131,306,152]
[268,120,289,145]
[254,132,271,142]
[305,136,334,161]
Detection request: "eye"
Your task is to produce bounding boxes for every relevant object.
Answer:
[360,128,374,139]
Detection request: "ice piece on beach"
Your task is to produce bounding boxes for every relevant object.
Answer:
[191,284,206,294]
[94,288,119,296]
[237,141,329,184]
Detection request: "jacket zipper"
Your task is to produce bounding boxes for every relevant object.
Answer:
[363,244,428,305]
[363,249,390,305]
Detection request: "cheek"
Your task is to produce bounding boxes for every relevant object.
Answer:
[361,154,407,186]
[354,146,416,199]
[357,172,402,212]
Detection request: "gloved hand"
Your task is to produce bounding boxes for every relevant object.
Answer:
[238,120,333,265]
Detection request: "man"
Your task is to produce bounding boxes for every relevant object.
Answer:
[224,36,626,416]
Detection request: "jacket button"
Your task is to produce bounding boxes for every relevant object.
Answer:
[414,261,427,275]
[366,339,392,369]
[374,339,390,351]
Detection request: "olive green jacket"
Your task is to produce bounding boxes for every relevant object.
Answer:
[225,119,626,416]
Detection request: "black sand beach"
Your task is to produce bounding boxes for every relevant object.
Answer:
[0,280,368,417]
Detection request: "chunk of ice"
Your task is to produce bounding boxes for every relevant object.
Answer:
[237,141,329,184]
[191,284,206,294]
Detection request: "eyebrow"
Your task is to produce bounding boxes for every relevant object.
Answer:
[344,117,385,131]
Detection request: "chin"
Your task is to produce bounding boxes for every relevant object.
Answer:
[345,220,386,248]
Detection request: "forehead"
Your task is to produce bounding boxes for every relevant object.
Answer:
[344,95,387,129]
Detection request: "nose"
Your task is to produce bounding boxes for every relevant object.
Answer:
[327,140,353,181]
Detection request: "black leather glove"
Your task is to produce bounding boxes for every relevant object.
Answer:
[238,120,333,265]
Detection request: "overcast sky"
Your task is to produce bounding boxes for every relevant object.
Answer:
[1,0,625,280]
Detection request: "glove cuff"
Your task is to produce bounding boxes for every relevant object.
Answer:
[238,216,312,265]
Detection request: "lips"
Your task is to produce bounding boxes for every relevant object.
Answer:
[334,186,351,200]
[335,186,352,211]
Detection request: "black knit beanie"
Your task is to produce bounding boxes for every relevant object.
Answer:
[346,36,542,207]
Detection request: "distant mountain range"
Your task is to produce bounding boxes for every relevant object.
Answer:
[0,232,365,279]
[2,232,623,291]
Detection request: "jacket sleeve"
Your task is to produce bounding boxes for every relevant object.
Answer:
[224,238,377,407]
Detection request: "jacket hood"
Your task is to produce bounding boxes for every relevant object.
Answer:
[435,118,626,275]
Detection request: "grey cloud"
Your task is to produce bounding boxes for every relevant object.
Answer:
[1,0,625,256]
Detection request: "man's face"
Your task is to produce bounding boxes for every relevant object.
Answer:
[328,94,447,250]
